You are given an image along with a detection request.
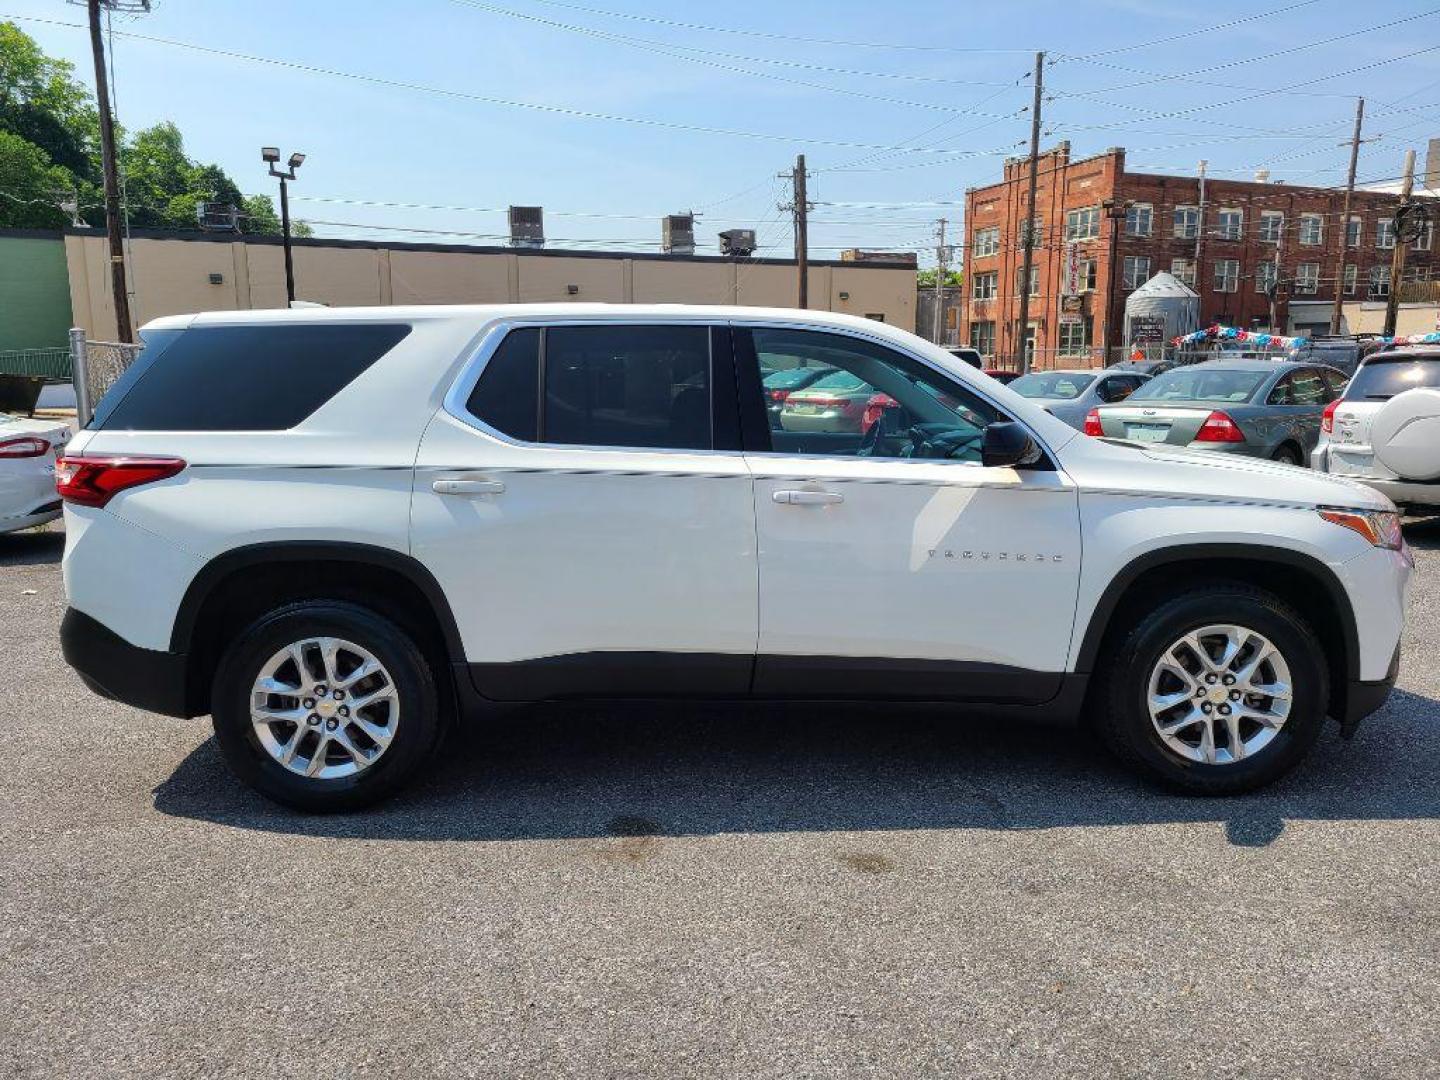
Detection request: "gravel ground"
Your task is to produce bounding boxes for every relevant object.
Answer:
[1,519,1438,1078]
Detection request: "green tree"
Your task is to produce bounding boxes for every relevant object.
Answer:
[0,128,69,228]
[916,268,963,288]
[0,21,98,179]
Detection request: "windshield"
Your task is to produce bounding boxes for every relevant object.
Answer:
[1009,372,1095,400]
[763,366,833,390]
[1130,368,1267,403]
[1345,357,1440,400]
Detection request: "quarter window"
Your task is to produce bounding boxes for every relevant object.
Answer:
[466,327,540,441]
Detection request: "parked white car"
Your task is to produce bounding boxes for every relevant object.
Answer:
[0,411,70,533]
[1313,346,1440,511]
[57,306,1410,811]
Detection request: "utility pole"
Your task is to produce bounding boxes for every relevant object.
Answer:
[1194,159,1207,267]
[1015,50,1045,373]
[932,217,949,344]
[1330,97,1365,336]
[1268,213,1285,332]
[793,154,809,309]
[1384,148,1416,337]
[86,0,133,342]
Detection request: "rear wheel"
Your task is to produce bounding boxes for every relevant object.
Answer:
[1271,443,1302,466]
[211,601,441,812]
[1093,584,1329,795]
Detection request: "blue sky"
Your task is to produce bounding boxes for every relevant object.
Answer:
[5,0,1439,263]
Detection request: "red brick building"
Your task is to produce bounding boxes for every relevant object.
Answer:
[958,143,1437,368]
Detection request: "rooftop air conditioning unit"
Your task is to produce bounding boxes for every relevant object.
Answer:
[663,213,695,255]
[509,205,545,249]
[719,228,757,257]
[196,202,241,233]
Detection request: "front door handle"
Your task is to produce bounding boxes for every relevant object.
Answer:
[433,478,506,496]
[773,489,844,506]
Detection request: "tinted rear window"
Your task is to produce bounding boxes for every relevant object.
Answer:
[1346,356,1440,401]
[93,323,411,431]
[466,328,540,441]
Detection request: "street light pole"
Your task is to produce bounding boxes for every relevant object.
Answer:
[262,147,305,306]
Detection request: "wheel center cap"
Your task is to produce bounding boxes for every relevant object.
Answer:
[1208,685,1229,705]
[316,698,339,718]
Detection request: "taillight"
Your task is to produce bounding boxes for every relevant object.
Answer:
[55,455,186,508]
[769,389,791,404]
[861,393,898,430]
[1083,408,1103,436]
[1194,410,1245,443]
[0,435,49,458]
[1321,398,1340,434]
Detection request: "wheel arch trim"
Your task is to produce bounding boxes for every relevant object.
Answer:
[169,541,466,663]
[1073,543,1359,680]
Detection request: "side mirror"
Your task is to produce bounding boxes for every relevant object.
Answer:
[981,421,1039,468]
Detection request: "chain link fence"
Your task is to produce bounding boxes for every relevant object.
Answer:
[70,328,143,426]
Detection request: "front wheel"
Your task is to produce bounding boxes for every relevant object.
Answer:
[1094,585,1329,795]
[211,601,442,812]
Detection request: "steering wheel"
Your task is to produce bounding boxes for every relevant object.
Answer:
[857,418,900,457]
[906,423,982,461]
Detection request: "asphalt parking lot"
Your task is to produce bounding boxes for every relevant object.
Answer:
[2,521,1438,1079]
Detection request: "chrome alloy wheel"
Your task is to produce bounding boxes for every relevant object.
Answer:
[1146,624,1293,765]
[249,637,399,780]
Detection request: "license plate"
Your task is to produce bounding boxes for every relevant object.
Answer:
[792,404,822,414]
[1125,424,1169,442]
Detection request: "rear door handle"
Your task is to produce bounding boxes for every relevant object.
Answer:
[433,478,506,496]
[773,489,844,506]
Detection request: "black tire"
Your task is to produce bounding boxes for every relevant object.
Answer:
[1271,443,1302,466]
[1093,583,1329,795]
[211,600,441,812]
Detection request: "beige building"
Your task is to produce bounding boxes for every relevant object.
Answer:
[62,229,917,340]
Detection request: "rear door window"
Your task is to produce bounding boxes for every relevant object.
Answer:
[93,323,411,431]
[542,325,712,450]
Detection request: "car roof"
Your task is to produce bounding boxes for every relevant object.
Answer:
[1175,359,1307,374]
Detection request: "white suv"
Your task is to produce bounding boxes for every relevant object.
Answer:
[58,306,1410,811]
[1313,346,1440,511]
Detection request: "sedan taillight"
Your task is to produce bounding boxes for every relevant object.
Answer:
[0,435,50,458]
[55,455,186,508]
[1083,408,1103,436]
[1194,411,1246,443]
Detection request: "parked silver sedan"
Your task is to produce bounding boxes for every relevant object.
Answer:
[1009,368,1150,431]
[1087,360,1347,465]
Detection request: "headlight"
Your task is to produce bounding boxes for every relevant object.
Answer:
[1319,507,1404,550]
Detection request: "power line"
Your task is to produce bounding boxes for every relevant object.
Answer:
[1056,0,1321,60]
[516,0,1037,53]
[1,13,1029,158]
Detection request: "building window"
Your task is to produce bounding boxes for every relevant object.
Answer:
[1369,266,1390,298]
[1014,266,1039,297]
[1416,221,1434,252]
[969,320,996,358]
[1256,261,1278,294]
[1345,216,1362,247]
[971,226,999,258]
[1170,257,1196,288]
[1058,317,1092,357]
[971,271,998,300]
[1214,258,1240,293]
[1377,219,1395,249]
[1173,206,1200,240]
[1125,203,1152,237]
[1079,258,1098,292]
[1295,262,1320,294]
[1298,214,1324,246]
[1065,206,1100,241]
[1122,255,1150,290]
[1260,211,1285,244]
[1216,209,1243,241]
[1016,217,1043,249]
[1343,263,1358,295]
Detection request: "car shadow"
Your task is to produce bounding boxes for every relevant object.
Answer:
[153,688,1440,849]
[1403,515,1440,551]
[0,526,62,567]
